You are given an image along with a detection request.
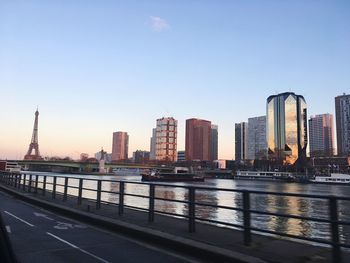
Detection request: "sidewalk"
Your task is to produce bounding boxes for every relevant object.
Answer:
[0,183,347,263]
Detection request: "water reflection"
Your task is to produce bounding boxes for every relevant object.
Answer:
[24,172,350,244]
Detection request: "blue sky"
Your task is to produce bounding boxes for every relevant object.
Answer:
[0,0,349,160]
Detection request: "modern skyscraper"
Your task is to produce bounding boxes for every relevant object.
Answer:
[211,124,218,161]
[155,117,177,162]
[185,118,212,161]
[266,92,307,165]
[149,128,156,160]
[111,131,129,162]
[247,116,267,160]
[335,93,350,157]
[309,114,334,157]
[235,122,248,161]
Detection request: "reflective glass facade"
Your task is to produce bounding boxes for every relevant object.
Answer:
[267,92,307,165]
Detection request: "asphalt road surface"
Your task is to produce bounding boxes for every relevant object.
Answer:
[0,191,201,263]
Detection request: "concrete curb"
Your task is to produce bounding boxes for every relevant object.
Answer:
[0,184,266,263]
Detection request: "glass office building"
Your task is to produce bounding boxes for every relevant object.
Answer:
[267,92,307,165]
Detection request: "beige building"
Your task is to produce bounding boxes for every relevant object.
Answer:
[155,117,177,162]
[309,114,334,157]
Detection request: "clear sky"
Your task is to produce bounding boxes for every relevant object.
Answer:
[0,0,349,160]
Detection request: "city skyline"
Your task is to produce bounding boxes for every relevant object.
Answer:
[1,1,349,160]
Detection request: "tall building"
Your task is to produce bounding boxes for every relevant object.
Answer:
[185,118,212,161]
[211,124,218,161]
[111,131,129,162]
[133,150,150,163]
[267,92,307,165]
[309,114,334,157]
[247,116,267,160]
[235,122,248,161]
[335,93,350,156]
[149,128,156,160]
[155,117,177,162]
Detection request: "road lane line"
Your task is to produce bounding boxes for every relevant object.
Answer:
[46,232,110,263]
[6,225,11,233]
[4,211,35,227]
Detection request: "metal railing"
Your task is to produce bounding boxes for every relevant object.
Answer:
[0,171,349,262]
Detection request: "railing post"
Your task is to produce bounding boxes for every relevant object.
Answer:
[42,176,47,196]
[118,182,125,216]
[17,174,21,189]
[242,190,252,246]
[34,175,39,194]
[329,197,341,263]
[96,180,102,209]
[63,177,68,201]
[28,174,32,193]
[52,177,57,199]
[14,174,18,188]
[78,178,83,205]
[9,174,13,186]
[148,184,155,222]
[188,187,196,233]
[12,174,16,187]
[23,174,27,191]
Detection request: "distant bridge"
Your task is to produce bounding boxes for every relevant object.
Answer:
[9,160,158,173]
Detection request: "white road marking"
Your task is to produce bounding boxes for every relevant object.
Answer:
[5,225,11,233]
[4,211,35,227]
[46,232,110,263]
[53,221,87,230]
[33,212,54,221]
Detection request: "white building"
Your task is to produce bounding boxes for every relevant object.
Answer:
[247,116,267,160]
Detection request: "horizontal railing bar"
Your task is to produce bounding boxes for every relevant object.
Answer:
[195,202,243,212]
[11,173,350,201]
[248,209,332,224]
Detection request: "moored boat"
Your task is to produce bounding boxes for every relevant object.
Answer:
[0,161,22,173]
[234,171,295,181]
[310,173,350,184]
[141,167,205,182]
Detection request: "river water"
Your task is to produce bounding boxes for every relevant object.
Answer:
[26,172,350,246]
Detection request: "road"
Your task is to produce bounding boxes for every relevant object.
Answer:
[0,191,200,263]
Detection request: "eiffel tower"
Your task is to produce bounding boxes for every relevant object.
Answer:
[24,109,43,160]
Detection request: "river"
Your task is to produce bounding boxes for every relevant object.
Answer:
[25,172,350,245]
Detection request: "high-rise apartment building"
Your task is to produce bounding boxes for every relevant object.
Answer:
[235,122,248,161]
[247,116,267,160]
[335,93,350,156]
[211,124,218,161]
[267,92,307,165]
[111,131,129,162]
[149,128,156,160]
[133,150,150,163]
[155,117,177,162]
[185,118,212,161]
[309,114,334,157]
